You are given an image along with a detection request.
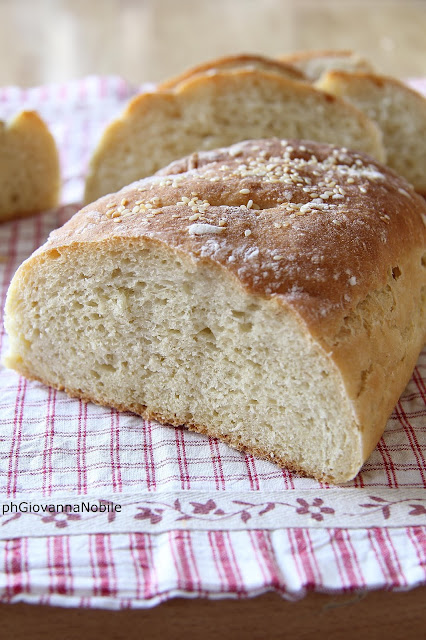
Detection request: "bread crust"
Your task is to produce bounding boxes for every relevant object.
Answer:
[159,53,306,90]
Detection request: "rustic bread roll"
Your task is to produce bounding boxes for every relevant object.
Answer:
[316,70,426,195]
[0,111,60,222]
[279,50,374,82]
[84,69,385,203]
[5,139,426,483]
[159,53,306,90]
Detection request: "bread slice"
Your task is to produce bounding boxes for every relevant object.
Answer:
[159,53,306,90]
[0,111,60,222]
[279,50,374,82]
[316,70,426,195]
[84,69,384,203]
[6,139,426,483]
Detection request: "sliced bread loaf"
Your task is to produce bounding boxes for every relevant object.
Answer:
[5,139,426,483]
[84,69,384,203]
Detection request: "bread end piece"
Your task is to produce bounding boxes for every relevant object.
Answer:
[0,111,60,222]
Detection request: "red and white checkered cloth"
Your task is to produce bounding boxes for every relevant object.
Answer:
[0,77,425,608]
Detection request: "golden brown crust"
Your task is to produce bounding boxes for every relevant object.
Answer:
[159,53,306,90]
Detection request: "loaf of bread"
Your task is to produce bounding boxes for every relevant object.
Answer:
[5,139,425,483]
[279,50,374,82]
[159,53,306,90]
[316,70,426,195]
[84,69,384,203]
[0,111,60,223]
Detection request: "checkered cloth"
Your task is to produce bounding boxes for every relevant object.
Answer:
[0,77,425,608]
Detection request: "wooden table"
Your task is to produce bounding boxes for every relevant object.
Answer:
[1,588,425,639]
[0,1,425,637]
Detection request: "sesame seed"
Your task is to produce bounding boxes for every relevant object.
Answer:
[273,255,284,261]
[189,213,200,221]
[244,229,252,237]
[349,276,357,286]
[398,188,410,197]
[239,188,250,194]
[247,200,253,209]
[132,206,140,214]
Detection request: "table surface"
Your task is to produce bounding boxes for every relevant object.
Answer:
[1,588,426,640]
[0,0,425,87]
[0,0,425,635]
